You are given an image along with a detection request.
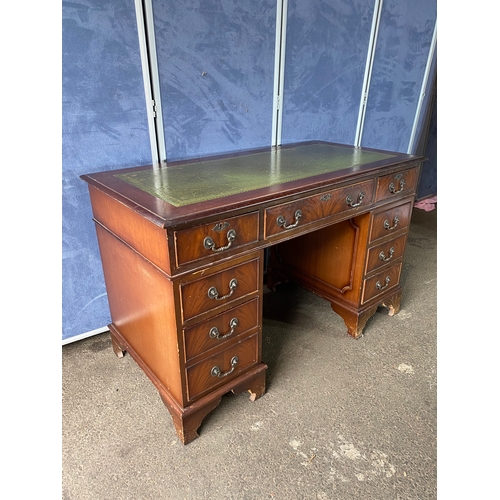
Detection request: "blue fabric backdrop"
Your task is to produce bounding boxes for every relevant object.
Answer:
[361,0,437,152]
[152,0,277,160]
[62,0,437,342]
[62,0,152,341]
[281,0,375,145]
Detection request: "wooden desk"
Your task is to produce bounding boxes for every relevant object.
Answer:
[81,141,423,444]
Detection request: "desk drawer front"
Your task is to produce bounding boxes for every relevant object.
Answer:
[365,234,407,275]
[375,166,419,202]
[186,334,259,401]
[180,258,260,322]
[264,179,375,238]
[183,298,259,362]
[174,212,259,267]
[369,201,412,243]
[361,262,402,304]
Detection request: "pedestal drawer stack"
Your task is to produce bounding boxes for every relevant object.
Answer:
[177,252,263,402]
[361,166,420,306]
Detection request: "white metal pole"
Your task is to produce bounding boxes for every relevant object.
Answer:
[407,21,437,155]
[272,0,288,147]
[134,0,160,167]
[354,0,383,147]
[143,0,167,165]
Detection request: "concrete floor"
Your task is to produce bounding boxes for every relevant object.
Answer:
[62,207,437,500]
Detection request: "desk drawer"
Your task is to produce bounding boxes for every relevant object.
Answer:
[186,333,259,401]
[365,234,407,275]
[180,258,260,322]
[361,262,402,304]
[183,298,259,362]
[174,212,259,267]
[369,201,412,243]
[264,179,374,238]
[375,166,419,202]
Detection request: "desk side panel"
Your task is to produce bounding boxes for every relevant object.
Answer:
[95,224,184,405]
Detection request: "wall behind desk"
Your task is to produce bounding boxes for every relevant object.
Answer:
[62,0,152,341]
[281,0,374,145]
[360,0,436,152]
[151,0,277,160]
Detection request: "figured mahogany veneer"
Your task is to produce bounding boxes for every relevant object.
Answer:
[186,333,259,401]
[183,298,259,362]
[81,141,423,444]
[375,166,420,202]
[264,179,375,238]
[174,212,259,266]
[365,233,407,274]
[369,201,413,242]
[179,257,260,322]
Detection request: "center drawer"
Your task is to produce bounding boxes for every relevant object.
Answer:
[264,179,375,238]
[179,257,260,322]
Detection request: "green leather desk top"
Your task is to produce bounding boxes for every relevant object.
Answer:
[115,143,395,207]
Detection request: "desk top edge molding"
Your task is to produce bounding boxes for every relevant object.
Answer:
[81,141,425,229]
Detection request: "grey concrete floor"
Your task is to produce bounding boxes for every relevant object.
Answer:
[62,208,437,500]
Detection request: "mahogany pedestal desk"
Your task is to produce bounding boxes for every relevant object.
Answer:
[81,141,423,445]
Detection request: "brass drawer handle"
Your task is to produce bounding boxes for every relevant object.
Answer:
[346,191,365,208]
[389,178,405,194]
[204,229,237,252]
[383,216,399,231]
[379,247,395,262]
[209,318,239,340]
[211,356,239,378]
[376,276,391,290]
[207,278,238,301]
[276,209,302,230]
